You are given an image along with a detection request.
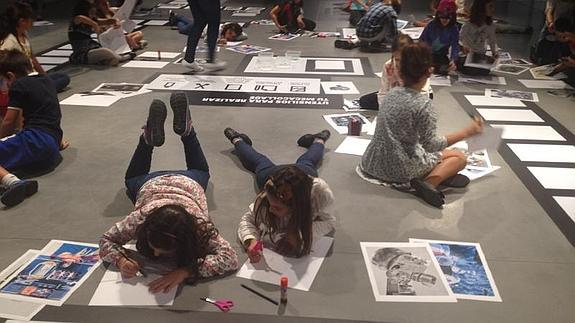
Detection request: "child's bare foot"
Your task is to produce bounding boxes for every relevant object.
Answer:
[60,139,70,151]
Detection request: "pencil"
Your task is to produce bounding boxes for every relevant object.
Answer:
[241,284,279,305]
[117,247,147,277]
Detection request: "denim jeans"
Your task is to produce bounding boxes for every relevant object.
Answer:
[184,0,221,63]
[124,129,210,203]
[234,141,324,190]
[174,14,193,35]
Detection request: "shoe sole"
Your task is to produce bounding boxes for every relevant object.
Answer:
[410,179,444,207]
[1,184,27,207]
[148,100,167,146]
[170,93,190,135]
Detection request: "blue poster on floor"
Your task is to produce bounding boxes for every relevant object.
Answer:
[410,239,502,302]
[0,240,101,306]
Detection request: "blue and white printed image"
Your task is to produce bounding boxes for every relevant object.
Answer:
[429,243,494,297]
[0,242,99,302]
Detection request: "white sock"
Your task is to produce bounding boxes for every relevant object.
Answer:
[1,174,21,187]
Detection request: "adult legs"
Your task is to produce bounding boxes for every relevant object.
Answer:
[358,91,379,110]
[184,0,208,63]
[202,0,221,63]
[47,73,70,92]
[424,149,467,187]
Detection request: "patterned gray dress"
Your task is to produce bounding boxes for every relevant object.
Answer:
[361,87,447,183]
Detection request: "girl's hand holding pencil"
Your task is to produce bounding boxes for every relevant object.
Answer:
[117,256,141,278]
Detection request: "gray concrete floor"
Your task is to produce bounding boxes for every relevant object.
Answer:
[1,1,574,322]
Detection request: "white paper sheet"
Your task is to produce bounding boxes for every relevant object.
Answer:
[121,61,169,69]
[144,20,168,26]
[466,126,503,152]
[113,0,137,23]
[236,237,334,291]
[33,20,54,26]
[485,88,539,102]
[366,117,377,135]
[492,125,565,141]
[459,165,500,181]
[245,57,365,76]
[342,28,357,39]
[137,51,181,59]
[41,65,57,72]
[232,12,258,16]
[321,81,359,94]
[60,94,121,107]
[58,44,73,50]
[527,167,575,190]
[464,95,526,107]
[315,60,345,70]
[92,83,151,99]
[334,137,371,156]
[99,27,131,54]
[518,79,569,89]
[476,109,544,123]
[409,239,502,302]
[430,75,451,86]
[323,113,371,134]
[507,144,575,163]
[400,27,424,39]
[360,242,457,303]
[553,196,575,223]
[42,50,73,57]
[89,269,176,306]
[0,251,45,321]
[36,56,69,65]
[492,64,529,75]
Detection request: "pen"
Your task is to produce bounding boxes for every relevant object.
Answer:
[241,284,279,305]
[117,247,147,277]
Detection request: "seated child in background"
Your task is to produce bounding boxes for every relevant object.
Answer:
[356,0,402,49]
[94,0,146,51]
[99,93,238,293]
[0,2,70,92]
[270,0,316,33]
[358,34,432,110]
[68,0,134,66]
[419,0,459,75]
[360,43,483,208]
[349,0,373,27]
[458,0,498,75]
[0,50,64,207]
[551,16,575,87]
[222,128,335,259]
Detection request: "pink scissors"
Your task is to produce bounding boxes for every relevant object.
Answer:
[200,298,234,312]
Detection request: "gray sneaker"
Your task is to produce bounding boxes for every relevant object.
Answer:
[202,60,227,72]
[182,60,204,72]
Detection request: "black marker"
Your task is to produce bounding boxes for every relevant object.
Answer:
[241,284,279,305]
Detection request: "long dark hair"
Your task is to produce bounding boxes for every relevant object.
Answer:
[0,1,34,47]
[469,0,493,26]
[135,205,218,280]
[254,166,314,257]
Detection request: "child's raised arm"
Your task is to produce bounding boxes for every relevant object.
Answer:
[73,15,101,33]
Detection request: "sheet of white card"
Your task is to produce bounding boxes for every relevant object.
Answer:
[236,237,334,291]
[553,196,575,223]
[36,56,68,64]
[476,109,544,122]
[144,20,168,26]
[321,81,359,94]
[0,251,44,321]
[60,94,121,107]
[366,117,377,135]
[138,51,180,59]
[527,167,575,190]
[122,61,169,69]
[507,144,575,163]
[59,44,73,50]
[89,270,176,306]
[460,166,500,181]
[518,79,569,89]
[42,65,56,72]
[335,137,371,156]
[315,60,345,70]
[99,27,131,54]
[464,95,526,107]
[466,126,503,152]
[43,50,73,57]
[430,75,451,86]
[492,125,565,141]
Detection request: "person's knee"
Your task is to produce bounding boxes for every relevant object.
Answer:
[452,150,467,170]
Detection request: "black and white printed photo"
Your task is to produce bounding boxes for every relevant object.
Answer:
[485,89,538,102]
